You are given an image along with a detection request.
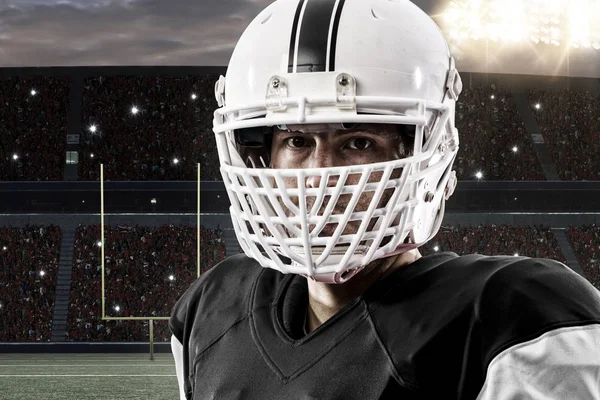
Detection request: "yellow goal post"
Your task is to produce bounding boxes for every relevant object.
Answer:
[99,163,201,360]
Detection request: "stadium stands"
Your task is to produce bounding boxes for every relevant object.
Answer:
[0,73,598,342]
[0,75,597,182]
[455,85,545,180]
[65,224,225,341]
[0,77,69,181]
[528,89,600,180]
[79,75,220,181]
[1,222,598,342]
[0,225,61,341]
[567,225,600,289]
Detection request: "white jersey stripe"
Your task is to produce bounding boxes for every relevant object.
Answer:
[477,324,600,400]
[171,334,187,400]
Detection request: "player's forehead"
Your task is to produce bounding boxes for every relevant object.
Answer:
[275,123,399,135]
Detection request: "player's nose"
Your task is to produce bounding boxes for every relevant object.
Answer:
[306,174,339,188]
[305,146,340,188]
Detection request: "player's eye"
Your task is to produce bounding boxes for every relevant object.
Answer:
[346,137,372,150]
[285,136,306,149]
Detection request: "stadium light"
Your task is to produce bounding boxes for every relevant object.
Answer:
[90,153,95,159]
[514,253,519,257]
[131,106,139,115]
[12,154,18,161]
[2,246,6,251]
[191,93,197,100]
[535,103,541,110]
[512,146,519,153]
[475,171,484,180]
[39,270,45,277]
[433,246,440,252]
[114,305,121,312]
[168,275,175,281]
[30,89,37,96]
[150,198,157,204]
[96,241,102,247]
[490,94,495,99]
[173,158,179,165]
[89,125,98,133]
[441,0,600,50]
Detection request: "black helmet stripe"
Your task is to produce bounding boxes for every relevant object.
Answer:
[288,0,347,73]
[288,0,307,73]
[328,0,346,71]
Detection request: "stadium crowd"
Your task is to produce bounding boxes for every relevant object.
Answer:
[567,224,600,289]
[0,75,597,182]
[66,224,226,341]
[528,89,600,180]
[79,75,221,182]
[0,76,70,181]
[0,225,61,341]
[454,85,545,181]
[0,76,598,342]
[2,222,599,342]
[422,224,566,261]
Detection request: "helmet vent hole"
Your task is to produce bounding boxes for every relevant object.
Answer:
[260,12,272,25]
[371,8,384,20]
[341,268,357,280]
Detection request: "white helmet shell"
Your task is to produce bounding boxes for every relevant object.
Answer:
[213,0,461,283]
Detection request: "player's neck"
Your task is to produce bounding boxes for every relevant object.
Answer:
[304,249,422,334]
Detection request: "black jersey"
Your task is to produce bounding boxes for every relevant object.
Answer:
[170,252,600,400]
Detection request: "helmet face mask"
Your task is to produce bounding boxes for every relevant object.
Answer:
[213,0,462,284]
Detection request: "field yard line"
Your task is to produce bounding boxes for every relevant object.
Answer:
[0,364,173,367]
[0,374,176,377]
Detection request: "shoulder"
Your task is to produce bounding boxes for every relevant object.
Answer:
[169,253,263,342]
[477,256,600,366]
[367,253,600,395]
[476,257,600,399]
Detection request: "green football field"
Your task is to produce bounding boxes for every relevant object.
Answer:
[0,353,179,400]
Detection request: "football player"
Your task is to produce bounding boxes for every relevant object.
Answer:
[170,0,600,398]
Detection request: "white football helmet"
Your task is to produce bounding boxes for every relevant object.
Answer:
[213,0,462,284]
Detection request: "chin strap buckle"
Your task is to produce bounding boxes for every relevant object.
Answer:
[444,170,457,200]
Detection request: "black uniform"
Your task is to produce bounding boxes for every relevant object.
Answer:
[170,252,600,400]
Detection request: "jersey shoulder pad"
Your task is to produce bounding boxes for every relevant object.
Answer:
[169,253,262,344]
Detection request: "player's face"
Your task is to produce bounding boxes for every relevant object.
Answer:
[270,123,411,237]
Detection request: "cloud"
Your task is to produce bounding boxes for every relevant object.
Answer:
[0,0,597,77]
[0,0,267,66]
